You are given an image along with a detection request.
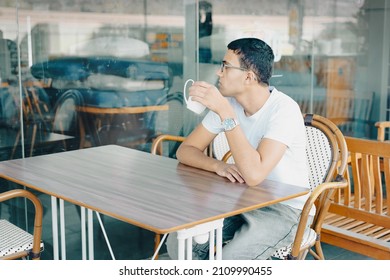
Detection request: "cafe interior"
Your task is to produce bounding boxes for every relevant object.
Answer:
[0,0,389,260]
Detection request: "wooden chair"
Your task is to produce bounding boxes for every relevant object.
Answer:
[375,121,390,141]
[275,114,348,259]
[216,114,349,259]
[0,189,44,260]
[321,137,390,259]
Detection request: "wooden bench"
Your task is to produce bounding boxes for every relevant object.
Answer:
[321,137,390,259]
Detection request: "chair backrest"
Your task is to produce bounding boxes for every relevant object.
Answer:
[289,114,348,258]
[375,121,390,141]
[212,132,234,163]
[302,114,348,218]
[342,137,390,220]
[305,116,336,190]
[0,189,43,260]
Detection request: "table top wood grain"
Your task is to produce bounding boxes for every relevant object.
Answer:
[0,145,309,234]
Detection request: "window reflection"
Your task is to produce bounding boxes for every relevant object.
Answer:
[0,0,389,162]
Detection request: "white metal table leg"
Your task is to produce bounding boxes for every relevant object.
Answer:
[87,209,94,260]
[178,237,185,260]
[186,237,192,260]
[151,233,168,260]
[176,219,224,260]
[209,230,215,260]
[51,196,59,260]
[95,211,116,260]
[59,199,66,260]
[82,208,115,260]
[81,206,87,260]
[216,225,223,260]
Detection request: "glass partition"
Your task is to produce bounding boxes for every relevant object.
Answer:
[1,0,189,160]
[0,0,389,260]
[1,0,389,163]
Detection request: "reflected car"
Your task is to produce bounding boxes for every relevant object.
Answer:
[29,56,172,149]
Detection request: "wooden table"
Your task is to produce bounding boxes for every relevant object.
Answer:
[0,145,309,260]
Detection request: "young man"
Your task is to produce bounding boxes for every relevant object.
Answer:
[166,37,312,260]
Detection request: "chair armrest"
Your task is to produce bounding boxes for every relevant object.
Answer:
[290,178,348,259]
[222,150,232,163]
[0,189,43,260]
[150,134,186,155]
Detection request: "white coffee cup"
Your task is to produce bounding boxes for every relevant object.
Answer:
[183,79,206,114]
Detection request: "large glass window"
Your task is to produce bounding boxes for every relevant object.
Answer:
[0,0,389,260]
[0,0,188,160]
[1,0,389,162]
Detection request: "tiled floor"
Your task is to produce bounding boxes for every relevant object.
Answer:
[1,187,374,260]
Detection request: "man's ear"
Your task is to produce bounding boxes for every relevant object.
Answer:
[245,71,258,83]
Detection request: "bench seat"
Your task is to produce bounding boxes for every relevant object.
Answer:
[321,199,390,259]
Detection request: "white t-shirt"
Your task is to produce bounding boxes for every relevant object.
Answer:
[202,87,313,214]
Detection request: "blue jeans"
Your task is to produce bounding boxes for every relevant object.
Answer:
[166,203,312,260]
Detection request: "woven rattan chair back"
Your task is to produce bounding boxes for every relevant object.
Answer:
[305,125,333,190]
[212,132,234,164]
[282,114,348,259]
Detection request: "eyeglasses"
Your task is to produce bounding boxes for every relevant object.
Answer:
[220,62,248,73]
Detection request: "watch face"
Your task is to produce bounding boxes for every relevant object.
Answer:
[223,118,237,131]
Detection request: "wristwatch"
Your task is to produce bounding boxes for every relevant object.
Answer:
[221,118,239,131]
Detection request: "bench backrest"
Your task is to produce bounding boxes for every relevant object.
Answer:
[332,137,390,228]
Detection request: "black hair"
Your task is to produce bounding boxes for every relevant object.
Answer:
[227,38,274,85]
